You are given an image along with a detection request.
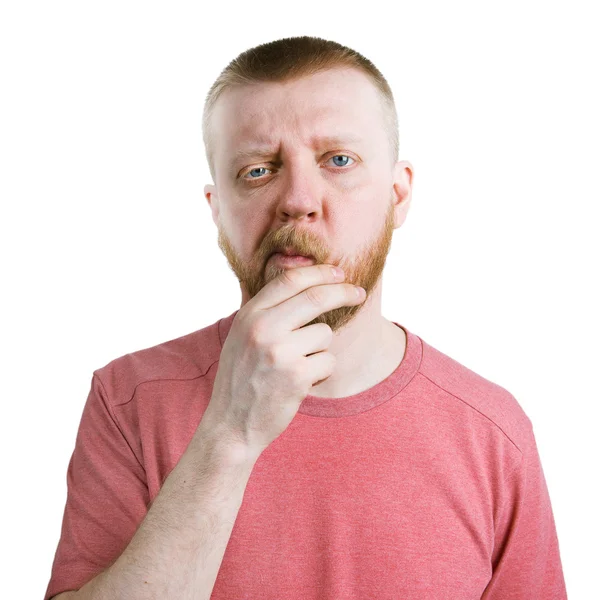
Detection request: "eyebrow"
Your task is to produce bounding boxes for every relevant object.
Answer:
[231,134,365,164]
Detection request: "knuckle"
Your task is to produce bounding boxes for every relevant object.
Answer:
[305,285,324,306]
[248,320,268,347]
[319,322,334,340]
[279,268,300,287]
[264,342,283,366]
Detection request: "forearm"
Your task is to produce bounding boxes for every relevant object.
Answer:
[75,419,258,600]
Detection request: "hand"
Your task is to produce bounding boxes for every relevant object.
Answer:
[202,264,366,457]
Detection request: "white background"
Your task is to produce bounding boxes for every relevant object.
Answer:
[1,1,597,597]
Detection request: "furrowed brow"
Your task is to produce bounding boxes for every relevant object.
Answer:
[231,134,364,165]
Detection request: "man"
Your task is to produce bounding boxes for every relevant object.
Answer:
[44,36,567,599]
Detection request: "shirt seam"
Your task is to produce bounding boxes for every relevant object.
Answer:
[93,371,147,475]
[416,370,524,457]
[107,359,221,408]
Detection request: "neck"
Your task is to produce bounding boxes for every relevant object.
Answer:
[276,279,403,399]
[238,278,405,399]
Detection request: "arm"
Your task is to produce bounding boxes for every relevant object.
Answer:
[73,415,257,600]
[43,371,259,600]
[482,419,568,599]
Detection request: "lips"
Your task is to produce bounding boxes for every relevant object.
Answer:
[275,248,314,259]
[271,254,316,267]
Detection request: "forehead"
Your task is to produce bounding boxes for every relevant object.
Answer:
[212,68,385,164]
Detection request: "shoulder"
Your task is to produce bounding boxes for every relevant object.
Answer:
[91,313,233,408]
[416,336,533,454]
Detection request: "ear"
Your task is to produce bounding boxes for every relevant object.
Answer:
[392,160,414,229]
[204,184,219,227]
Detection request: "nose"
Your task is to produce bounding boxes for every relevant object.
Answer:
[276,199,319,223]
[274,163,322,224]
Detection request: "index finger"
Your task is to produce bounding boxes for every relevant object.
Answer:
[251,263,344,311]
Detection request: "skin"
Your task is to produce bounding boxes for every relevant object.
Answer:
[204,66,414,398]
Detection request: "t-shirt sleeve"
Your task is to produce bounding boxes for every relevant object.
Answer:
[482,419,568,599]
[43,372,150,600]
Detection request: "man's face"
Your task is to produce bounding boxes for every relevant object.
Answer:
[207,67,410,333]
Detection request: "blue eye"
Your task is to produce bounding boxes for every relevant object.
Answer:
[245,167,271,179]
[328,154,354,167]
[241,154,355,180]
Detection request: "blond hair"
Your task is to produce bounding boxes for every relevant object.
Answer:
[202,35,399,183]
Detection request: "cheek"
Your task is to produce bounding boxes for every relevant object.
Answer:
[335,180,361,193]
[332,170,367,193]
[332,207,379,250]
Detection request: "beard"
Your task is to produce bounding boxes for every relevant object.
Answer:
[216,198,395,334]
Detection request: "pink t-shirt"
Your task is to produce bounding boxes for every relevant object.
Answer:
[44,310,568,599]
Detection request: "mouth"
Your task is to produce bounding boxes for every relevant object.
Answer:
[272,247,315,260]
[270,253,316,267]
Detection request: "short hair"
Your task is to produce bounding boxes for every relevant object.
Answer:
[202,35,399,184]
